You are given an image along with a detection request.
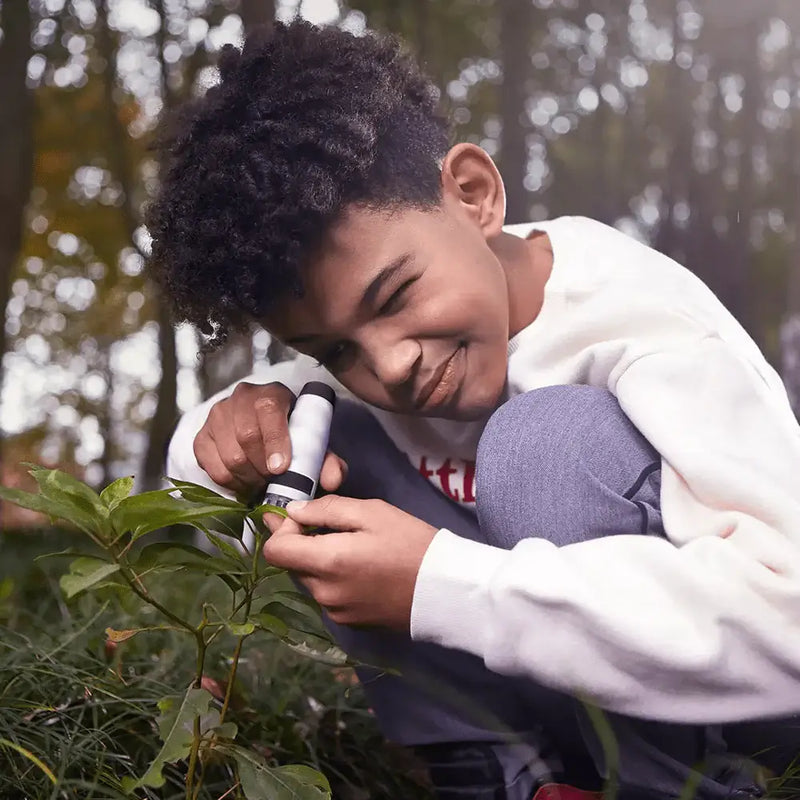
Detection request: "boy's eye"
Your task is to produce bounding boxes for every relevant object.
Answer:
[378,278,416,315]
[315,341,352,371]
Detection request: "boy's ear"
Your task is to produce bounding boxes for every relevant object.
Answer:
[440,143,506,239]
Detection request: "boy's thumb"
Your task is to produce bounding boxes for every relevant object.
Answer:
[262,510,286,534]
[286,495,362,531]
[266,514,304,539]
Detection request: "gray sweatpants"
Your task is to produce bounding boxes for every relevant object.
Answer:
[321,385,790,800]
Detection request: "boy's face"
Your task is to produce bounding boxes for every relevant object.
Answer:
[263,146,518,421]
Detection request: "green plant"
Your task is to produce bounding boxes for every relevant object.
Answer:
[0,466,353,799]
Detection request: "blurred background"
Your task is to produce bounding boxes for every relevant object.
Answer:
[2,0,800,513]
[3,3,800,795]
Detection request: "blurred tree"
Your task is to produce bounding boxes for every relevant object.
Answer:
[498,0,533,223]
[99,0,179,491]
[5,0,800,497]
[781,8,800,413]
[0,0,34,476]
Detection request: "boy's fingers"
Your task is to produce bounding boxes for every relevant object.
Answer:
[262,510,290,534]
[319,452,348,492]
[273,515,305,538]
[193,433,251,495]
[262,521,322,572]
[207,412,264,487]
[286,494,365,530]
[252,383,296,474]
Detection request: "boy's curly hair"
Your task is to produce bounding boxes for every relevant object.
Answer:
[145,20,451,345]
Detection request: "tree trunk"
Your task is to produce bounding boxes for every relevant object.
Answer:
[0,1,34,492]
[498,0,532,224]
[240,0,274,32]
[96,341,115,488]
[99,0,180,490]
[655,0,690,261]
[139,0,183,489]
[780,36,800,416]
[726,23,760,339]
[141,300,179,486]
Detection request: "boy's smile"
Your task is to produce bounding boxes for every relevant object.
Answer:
[263,144,552,420]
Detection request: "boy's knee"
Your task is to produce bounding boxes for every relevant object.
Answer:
[476,385,662,549]
[477,384,622,479]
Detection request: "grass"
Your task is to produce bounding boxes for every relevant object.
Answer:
[0,526,435,800]
[2,527,797,799]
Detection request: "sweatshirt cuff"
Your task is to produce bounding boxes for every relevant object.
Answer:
[410,528,507,656]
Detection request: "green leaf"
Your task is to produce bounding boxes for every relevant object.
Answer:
[0,484,96,535]
[135,542,248,574]
[211,722,238,741]
[228,745,331,800]
[251,612,289,638]
[204,603,257,637]
[27,465,108,537]
[201,528,249,565]
[134,542,246,591]
[111,488,248,542]
[34,548,103,563]
[249,502,288,520]
[99,476,134,511]
[259,601,326,639]
[121,687,214,791]
[280,638,351,667]
[167,478,246,510]
[226,620,256,636]
[60,558,121,599]
[272,591,323,615]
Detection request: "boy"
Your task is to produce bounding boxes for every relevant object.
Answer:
[151,20,800,800]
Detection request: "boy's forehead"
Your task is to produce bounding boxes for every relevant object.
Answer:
[311,205,433,287]
[265,204,447,340]
[324,204,416,256]
[263,208,409,336]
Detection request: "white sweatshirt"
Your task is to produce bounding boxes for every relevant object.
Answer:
[167,216,800,724]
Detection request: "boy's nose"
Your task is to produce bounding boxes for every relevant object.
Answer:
[369,338,421,389]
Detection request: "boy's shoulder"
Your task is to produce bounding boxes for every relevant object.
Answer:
[504,215,678,291]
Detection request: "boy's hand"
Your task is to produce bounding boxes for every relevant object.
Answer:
[193,381,348,499]
[262,496,438,631]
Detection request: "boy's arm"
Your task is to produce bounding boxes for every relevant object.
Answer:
[411,334,800,723]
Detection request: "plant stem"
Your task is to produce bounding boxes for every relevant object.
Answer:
[217,533,262,727]
[218,635,246,728]
[118,567,197,635]
[191,761,208,800]
[186,629,208,798]
[186,715,202,798]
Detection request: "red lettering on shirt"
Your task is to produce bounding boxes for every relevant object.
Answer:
[436,458,460,501]
[419,456,434,481]
[463,460,476,503]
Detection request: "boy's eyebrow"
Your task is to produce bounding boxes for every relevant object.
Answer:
[285,252,412,346]
[359,252,412,310]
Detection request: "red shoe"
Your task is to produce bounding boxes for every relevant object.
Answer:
[532,784,604,800]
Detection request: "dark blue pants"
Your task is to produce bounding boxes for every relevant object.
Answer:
[322,386,788,799]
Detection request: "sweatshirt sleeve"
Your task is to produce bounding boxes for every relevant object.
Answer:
[410,335,800,723]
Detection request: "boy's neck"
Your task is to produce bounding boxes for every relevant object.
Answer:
[490,230,554,340]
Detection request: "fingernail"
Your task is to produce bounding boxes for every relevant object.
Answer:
[287,500,307,512]
[267,453,283,471]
